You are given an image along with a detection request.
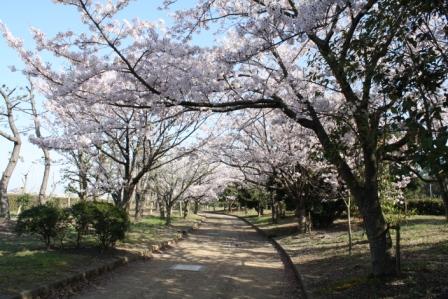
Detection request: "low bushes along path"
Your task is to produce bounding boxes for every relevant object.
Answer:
[71,213,299,299]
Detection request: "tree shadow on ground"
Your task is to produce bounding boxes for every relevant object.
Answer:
[291,238,448,298]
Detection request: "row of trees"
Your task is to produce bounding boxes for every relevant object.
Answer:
[0,0,446,277]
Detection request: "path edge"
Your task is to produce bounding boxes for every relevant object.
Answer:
[216,212,309,299]
[10,218,206,299]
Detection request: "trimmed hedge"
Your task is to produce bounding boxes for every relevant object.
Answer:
[407,198,445,216]
[92,202,130,249]
[70,201,97,247]
[16,204,69,249]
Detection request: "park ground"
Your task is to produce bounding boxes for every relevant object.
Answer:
[1,209,447,298]
[70,213,299,299]
[231,210,448,298]
[0,213,203,298]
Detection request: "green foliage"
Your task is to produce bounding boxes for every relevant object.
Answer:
[15,204,69,249]
[310,199,346,228]
[15,201,130,250]
[91,202,130,250]
[378,164,411,225]
[70,201,97,247]
[408,198,445,216]
[16,193,32,209]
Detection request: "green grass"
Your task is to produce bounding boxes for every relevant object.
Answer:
[0,213,203,297]
[240,212,448,298]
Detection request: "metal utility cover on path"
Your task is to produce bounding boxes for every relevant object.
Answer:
[171,264,204,271]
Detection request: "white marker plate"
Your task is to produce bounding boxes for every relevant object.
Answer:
[171,264,204,271]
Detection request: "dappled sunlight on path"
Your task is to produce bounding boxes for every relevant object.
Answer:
[71,213,298,299]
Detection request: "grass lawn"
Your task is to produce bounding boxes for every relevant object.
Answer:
[238,211,448,298]
[0,213,203,297]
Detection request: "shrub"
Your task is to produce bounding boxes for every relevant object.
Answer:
[16,204,69,249]
[16,193,32,209]
[407,198,445,216]
[92,202,130,249]
[310,199,345,228]
[70,201,97,247]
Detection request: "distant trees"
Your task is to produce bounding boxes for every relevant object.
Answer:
[150,155,213,225]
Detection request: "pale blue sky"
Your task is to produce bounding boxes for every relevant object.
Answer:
[0,0,206,196]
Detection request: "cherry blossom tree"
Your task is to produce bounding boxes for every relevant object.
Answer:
[27,85,51,204]
[1,0,445,276]
[62,149,92,201]
[150,155,213,225]
[34,100,205,209]
[164,0,447,275]
[211,110,340,229]
[0,86,24,218]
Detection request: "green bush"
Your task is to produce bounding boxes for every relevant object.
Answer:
[310,199,346,228]
[16,204,69,249]
[92,202,130,249]
[16,193,32,208]
[70,201,97,247]
[408,198,445,216]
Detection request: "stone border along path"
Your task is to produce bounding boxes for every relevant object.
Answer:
[69,213,301,299]
[228,213,309,299]
[10,219,204,299]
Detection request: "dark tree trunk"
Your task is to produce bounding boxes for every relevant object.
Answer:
[134,192,144,221]
[193,200,199,214]
[183,201,188,218]
[271,194,278,224]
[354,186,394,276]
[165,204,172,225]
[436,176,448,222]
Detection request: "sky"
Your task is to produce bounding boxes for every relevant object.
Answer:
[0,0,206,196]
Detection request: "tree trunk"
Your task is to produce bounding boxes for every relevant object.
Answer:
[0,89,22,219]
[193,200,199,214]
[165,204,172,225]
[443,195,448,222]
[160,202,165,219]
[347,194,353,256]
[183,201,189,218]
[38,149,51,204]
[297,206,307,234]
[134,192,143,221]
[271,194,278,224]
[354,187,394,276]
[30,93,51,204]
[120,184,136,212]
[0,139,21,219]
[436,176,448,222]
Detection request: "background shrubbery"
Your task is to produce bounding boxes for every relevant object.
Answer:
[408,198,445,216]
[15,201,130,250]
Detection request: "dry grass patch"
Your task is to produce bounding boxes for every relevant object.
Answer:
[243,213,448,298]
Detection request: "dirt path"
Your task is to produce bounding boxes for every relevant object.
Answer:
[70,213,299,299]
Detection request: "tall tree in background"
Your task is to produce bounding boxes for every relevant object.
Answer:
[0,86,23,218]
[28,85,51,204]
